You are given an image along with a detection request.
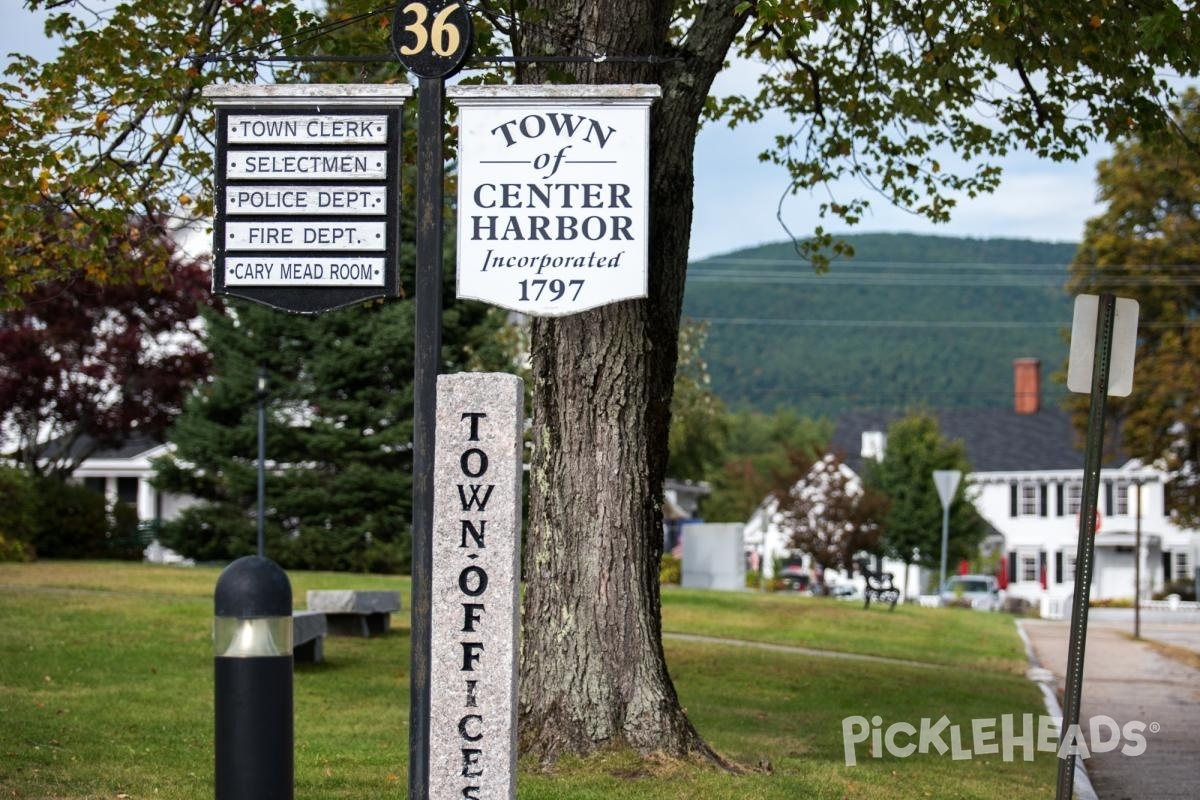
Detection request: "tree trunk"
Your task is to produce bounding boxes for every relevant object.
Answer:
[514,0,746,763]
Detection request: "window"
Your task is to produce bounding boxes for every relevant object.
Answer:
[1113,480,1129,516]
[1062,553,1076,583]
[1020,483,1039,516]
[117,477,138,506]
[1173,551,1193,582]
[1065,483,1083,516]
[1020,552,1039,583]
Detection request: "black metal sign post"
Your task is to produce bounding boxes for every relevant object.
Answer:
[391,4,473,799]
[1055,293,1116,800]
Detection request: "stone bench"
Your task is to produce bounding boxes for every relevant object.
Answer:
[306,590,402,637]
[293,610,328,664]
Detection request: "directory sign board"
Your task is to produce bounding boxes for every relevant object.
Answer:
[205,85,413,314]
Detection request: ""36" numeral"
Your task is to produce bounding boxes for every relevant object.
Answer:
[398,2,463,57]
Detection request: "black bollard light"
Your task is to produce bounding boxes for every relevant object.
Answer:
[213,555,293,800]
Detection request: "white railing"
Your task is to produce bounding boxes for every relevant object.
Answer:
[1141,595,1200,612]
[1040,594,1072,620]
[1039,593,1200,619]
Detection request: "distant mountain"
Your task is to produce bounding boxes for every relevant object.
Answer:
[682,233,1079,419]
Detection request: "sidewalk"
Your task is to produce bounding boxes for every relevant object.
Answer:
[1019,617,1200,799]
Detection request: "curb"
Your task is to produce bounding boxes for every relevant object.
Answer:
[1015,619,1098,800]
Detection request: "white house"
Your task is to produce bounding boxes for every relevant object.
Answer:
[824,359,1198,609]
[62,434,197,562]
[67,434,195,525]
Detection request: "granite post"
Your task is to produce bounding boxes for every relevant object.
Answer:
[430,372,523,800]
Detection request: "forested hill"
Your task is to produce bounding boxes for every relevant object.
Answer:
[682,233,1080,419]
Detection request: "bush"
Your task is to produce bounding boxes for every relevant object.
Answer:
[659,554,681,585]
[1152,580,1196,601]
[1002,596,1035,615]
[0,468,38,559]
[159,504,256,563]
[162,504,412,574]
[1089,597,1134,608]
[0,533,34,563]
[26,478,109,558]
[104,502,146,561]
[351,537,411,575]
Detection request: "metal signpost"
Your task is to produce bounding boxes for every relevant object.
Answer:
[256,367,268,558]
[1056,293,1139,800]
[390,4,473,799]
[1134,480,1143,640]
[932,469,962,598]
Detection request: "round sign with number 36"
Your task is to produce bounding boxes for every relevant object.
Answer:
[391,1,473,79]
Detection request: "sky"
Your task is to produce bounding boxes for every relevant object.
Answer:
[3,5,1111,262]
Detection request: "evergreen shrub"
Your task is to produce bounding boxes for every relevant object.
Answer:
[27,478,108,558]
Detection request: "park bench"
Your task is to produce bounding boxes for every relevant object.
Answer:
[306,590,401,637]
[292,610,327,664]
[856,559,901,611]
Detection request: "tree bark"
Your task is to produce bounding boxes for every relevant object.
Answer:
[514,0,747,762]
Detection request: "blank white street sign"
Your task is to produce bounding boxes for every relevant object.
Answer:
[1067,295,1139,396]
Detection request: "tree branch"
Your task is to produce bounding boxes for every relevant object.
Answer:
[1014,57,1049,128]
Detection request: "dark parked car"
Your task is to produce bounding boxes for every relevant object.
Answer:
[778,565,810,592]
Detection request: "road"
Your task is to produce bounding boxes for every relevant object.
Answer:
[1020,614,1200,800]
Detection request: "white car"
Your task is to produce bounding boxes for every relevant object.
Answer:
[940,575,1003,611]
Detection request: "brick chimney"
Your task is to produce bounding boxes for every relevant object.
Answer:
[1014,358,1041,414]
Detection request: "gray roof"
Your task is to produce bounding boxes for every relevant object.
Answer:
[86,434,166,460]
[36,433,164,463]
[832,407,1122,475]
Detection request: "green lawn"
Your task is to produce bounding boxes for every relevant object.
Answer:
[661,586,1029,673]
[0,562,1056,799]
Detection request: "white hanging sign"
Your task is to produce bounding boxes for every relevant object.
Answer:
[449,85,660,317]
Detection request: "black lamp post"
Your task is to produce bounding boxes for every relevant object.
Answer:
[214,555,293,800]
[256,367,268,558]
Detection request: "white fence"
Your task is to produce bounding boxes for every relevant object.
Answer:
[1040,593,1199,620]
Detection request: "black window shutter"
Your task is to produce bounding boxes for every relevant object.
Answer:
[1056,483,1064,517]
[1105,481,1114,515]
[1009,552,1018,583]
[1055,551,1064,584]
[1039,484,1048,517]
[1010,483,1018,517]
